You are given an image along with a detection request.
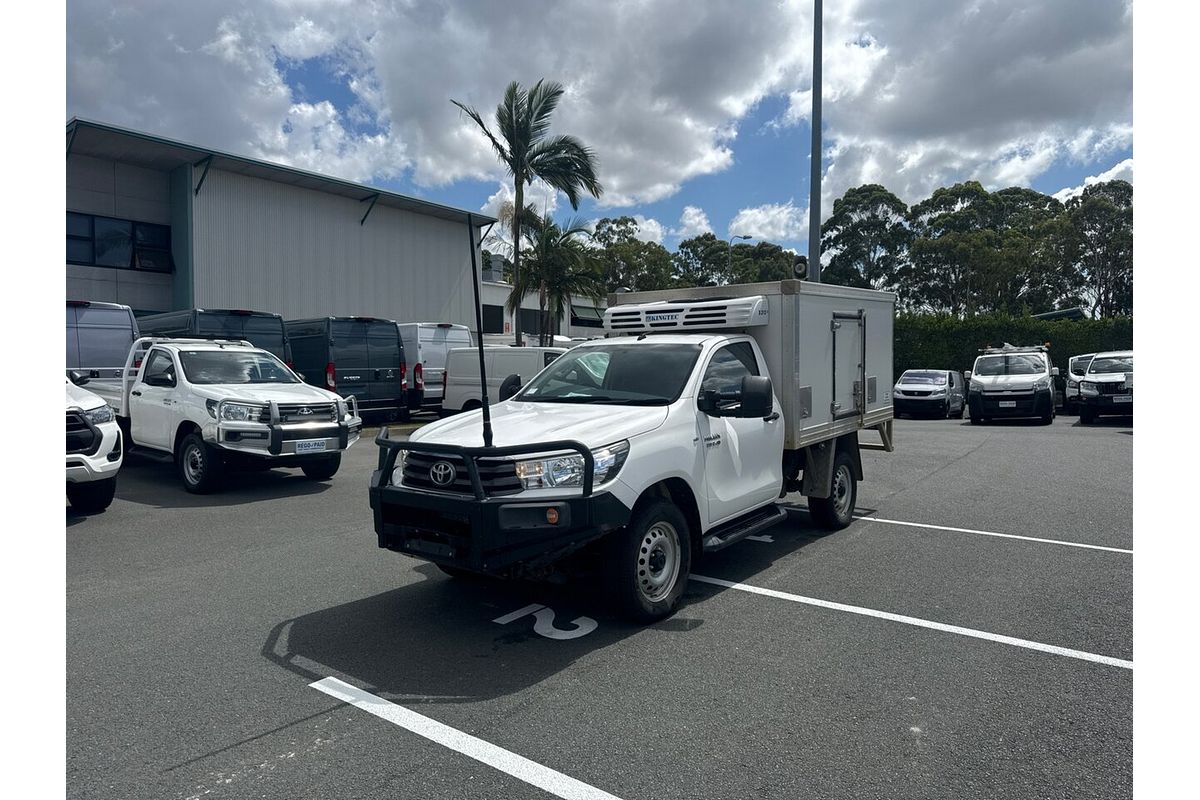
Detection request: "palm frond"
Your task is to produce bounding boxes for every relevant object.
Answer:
[450,98,512,169]
[527,135,602,208]
[526,79,564,146]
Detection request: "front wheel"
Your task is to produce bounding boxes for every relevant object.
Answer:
[807,450,857,530]
[605,499,692,622]
[178,432,225,494]
[67,477,116,513]
[1080,406,1095,425]
[301,454,342,480]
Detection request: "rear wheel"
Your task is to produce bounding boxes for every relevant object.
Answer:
[67,477,116,512]
[606,499,691,622]
[807,451,857,530]
[178,432,225,494]
[301,454,341,480]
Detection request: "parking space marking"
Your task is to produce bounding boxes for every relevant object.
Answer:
[854,514,1133,554]
[691,575,1133,670]
[310,677,625,800]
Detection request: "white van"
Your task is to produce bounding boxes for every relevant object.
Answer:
[442,345,566,414]
[396,323,473,410]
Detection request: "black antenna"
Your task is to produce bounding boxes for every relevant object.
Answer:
[466,213,494,448]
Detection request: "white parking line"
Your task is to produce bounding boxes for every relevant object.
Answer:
[310,677,626,800]
[691,575,1133,670]
[853,514,1133,554]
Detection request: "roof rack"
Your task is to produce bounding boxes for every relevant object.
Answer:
[132,336,255,348]
[978,342,1050,355]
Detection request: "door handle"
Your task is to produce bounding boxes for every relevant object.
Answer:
[131,390,142,397]
[162,399,172,405]
[764,412,781,422]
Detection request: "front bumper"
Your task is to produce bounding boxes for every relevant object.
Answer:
[369,431,632,575]
[207,397,361,457]
[894,396,948,415]
[1081,394,1133,414]
[66,422,122,483]
[969,389,1054,419]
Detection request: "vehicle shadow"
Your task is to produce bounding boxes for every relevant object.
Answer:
[262,563,660,704]
[1071,416,1133,429]
[115,454,332,509]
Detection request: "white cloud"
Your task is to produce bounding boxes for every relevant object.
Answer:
[730,201,808,243]
[479,180,560,219]
[67,0,1131,218]
[631,216,665,244]
[1053,158,1133,203]
[673,205,713,238]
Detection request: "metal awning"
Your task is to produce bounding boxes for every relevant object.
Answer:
[66,118,495,228]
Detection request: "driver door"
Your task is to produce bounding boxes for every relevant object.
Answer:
[133,348,177,451]
[696,342,784,525]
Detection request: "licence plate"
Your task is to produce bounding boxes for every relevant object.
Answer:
[999,400,1017,408]
[1114,395,1132,403]
[294,439,327,453]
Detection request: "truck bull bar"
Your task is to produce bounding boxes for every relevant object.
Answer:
[373,428,596,498]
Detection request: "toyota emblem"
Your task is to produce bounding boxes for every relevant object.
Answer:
[298,406,313,415]
[430,461,457,486]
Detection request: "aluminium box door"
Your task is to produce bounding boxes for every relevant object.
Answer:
[830,310,866,421]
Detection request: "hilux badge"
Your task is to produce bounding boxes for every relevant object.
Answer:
[430,461,456,486]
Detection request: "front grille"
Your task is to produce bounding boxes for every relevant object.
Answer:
[1096,382,1129,395]
[66,412,98,455]
[902,390,933,397]
[257,402,337,423]
[402,450,522,496]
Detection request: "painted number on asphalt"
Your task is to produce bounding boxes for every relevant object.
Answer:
[493,603,598,640]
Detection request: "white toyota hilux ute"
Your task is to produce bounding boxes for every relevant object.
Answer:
[89,337,362,493]
[66,374,123,512]
[370,281,896,622]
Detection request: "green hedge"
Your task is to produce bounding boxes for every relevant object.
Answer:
[894,314,1133,376]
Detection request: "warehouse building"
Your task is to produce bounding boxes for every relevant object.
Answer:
[66,119,604,336]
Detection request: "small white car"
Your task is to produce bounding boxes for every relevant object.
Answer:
[892,369,966,418]
[442,345,566,413]
[66,374,123,512]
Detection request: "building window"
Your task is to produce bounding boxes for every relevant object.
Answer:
[570,304,605,329]
[482,304,505,334]
[67,212,173,273]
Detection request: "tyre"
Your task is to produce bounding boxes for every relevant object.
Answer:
[1040,408,1054,425]
[398,408,412,423]
[301,454,342,481]
[955,402,965,419]
[943,401,952,419]
[177,432,225,494]
[1080,406,1095,425]
[67,477,116,513]
[605,499,691,622]
[807,450,857,530]
[969,412,981,425]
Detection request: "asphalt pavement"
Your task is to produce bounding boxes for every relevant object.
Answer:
[66,411,1132,799]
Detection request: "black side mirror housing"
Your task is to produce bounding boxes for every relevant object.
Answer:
[739,375,774,418]
[498,373,523,401]
[68,369,90,386]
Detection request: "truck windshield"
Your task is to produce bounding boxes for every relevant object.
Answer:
[517,343,702,405]
[900,370,946,385]
[973,354,1044,376]
[178,350,299,384]
[1088,355,1133,374]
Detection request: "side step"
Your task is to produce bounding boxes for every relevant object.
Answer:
[702,505,788,552]
[127,445,174,464]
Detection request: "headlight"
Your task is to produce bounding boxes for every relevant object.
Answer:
[1034,377,1051,391]
[1080,381,1099,395]
[83,404,114,425]
[1067,379,1078,389]
[930,387,946,395]
[514,441,630,490]
[969,380,983,392]
[390,450,407,485]
[220,402,262,422]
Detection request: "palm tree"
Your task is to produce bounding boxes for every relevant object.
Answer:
[452,80,603,344]
[509,214,605,345]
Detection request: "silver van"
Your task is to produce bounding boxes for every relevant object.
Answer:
[893,369,966,418]
[66,300,139,380]
[442,345,566,414]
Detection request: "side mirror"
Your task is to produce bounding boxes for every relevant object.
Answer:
[144,372,175,388]
[697,389,720,415]
[739,375,774,418]
[964,371,972,381]
[68,370,90,386]
[1051,367,1060,377]
[498,373,523,401]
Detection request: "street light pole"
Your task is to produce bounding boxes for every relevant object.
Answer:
[728,234,752,280]
[808,0,823,282]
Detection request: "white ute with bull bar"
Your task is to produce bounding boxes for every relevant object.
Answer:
[90,337,362,493]
[370,280,895,621]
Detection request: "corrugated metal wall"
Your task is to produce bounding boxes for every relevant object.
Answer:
[192,169,479,324]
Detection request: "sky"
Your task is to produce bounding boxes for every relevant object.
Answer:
[65,0,1133,253]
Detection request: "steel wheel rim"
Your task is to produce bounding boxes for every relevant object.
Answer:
[637,521,681,603]
[184,443,205,485]
[832,464,852,519]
